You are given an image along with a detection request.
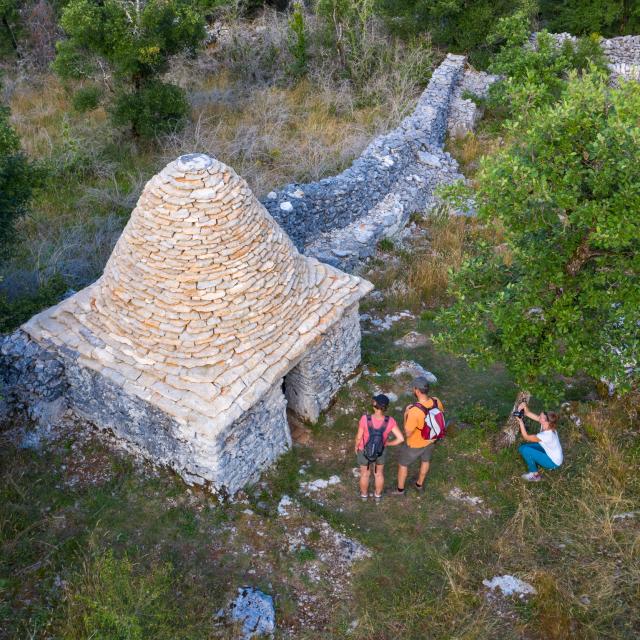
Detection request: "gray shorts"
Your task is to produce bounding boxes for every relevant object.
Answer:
[356,447,388,467]
[398,442,435,467]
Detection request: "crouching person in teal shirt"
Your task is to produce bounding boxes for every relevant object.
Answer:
[516,403,563,482]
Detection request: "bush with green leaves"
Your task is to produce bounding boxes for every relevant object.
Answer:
[538,0,640,38]
[71,84,103,112]
[53,0,205,138]
[0,0,20,57]
[435,71,640,400]
[111,80,189,139]
[288,1,309,78]
[487,6,608,123]
[0,99,35,253]
[376,0,517,67]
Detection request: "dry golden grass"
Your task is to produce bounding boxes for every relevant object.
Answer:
[446,130,505,179]
[494,395,640,639]
[162,77,382,197]
[9,76,108,158]
[368,208,499,311]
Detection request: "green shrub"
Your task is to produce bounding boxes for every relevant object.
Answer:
[487,6,608,125]
[288,2,309,79]
[111,82,189,139]
[71,84,102,113]
[435,71,640,400]
[0,101,35,253]
[377,0,517,68]
[54,0,205,138]
[0,276,67,332]
[538,0,640,38]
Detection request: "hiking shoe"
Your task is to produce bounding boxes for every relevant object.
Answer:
[390,488,407,496]
[414,482,425,493]
[374,493,383,502]
[360,493,369,501]
[521,472,541,482]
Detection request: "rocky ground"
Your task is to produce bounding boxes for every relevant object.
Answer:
[2,219,638,639]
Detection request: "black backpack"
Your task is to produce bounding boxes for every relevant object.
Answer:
[363,415,390,466]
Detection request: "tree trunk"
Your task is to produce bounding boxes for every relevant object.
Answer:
[494,390,531,449]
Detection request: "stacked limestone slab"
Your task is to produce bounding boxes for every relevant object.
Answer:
[7,153,372,492]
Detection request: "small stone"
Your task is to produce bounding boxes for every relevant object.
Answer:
[228,587,275,639]
[391,361,437,383]
[418,151,442,167]
[279,201,293,212]
[482,575,536,598]
[277,494,293,516]
[394,332,429,349]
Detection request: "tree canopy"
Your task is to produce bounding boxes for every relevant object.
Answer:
[53,0,205,137]
[0,98,34,252]
[435,71,640,399]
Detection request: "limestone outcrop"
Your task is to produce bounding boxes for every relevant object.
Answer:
[1,154,372,493]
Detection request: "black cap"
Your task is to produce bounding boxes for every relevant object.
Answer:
[372,394,390,409]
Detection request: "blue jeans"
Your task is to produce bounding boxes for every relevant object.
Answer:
[518,443,558,473]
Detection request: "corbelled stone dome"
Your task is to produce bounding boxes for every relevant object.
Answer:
[24,154,373,432]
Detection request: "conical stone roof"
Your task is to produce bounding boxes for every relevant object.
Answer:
[24,154,373,432]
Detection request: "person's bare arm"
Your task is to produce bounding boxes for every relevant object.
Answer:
[354,425,364,453]
[518,417,540,443]
[518,402,540,423]
[386,425,405,446]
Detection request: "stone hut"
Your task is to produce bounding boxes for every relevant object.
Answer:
[1,154,373,493]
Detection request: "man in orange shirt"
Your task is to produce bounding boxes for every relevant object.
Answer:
[392,376,444,495]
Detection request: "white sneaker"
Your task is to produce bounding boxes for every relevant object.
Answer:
[521,472,541,482]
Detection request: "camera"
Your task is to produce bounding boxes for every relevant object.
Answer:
[512,409,525,420]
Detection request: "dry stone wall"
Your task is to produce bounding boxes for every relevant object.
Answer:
[531,32,640,81]
[262,54,487,270]
[284,303,361,423]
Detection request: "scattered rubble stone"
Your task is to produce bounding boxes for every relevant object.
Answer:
[483,575,537,598]
[394,331,429,348]
[300,475,341,494]
[277,494,293,517]
[360,310,415,332]
[391,361,438,383]
[448,487,493,515]
[228,587,275,639]
[612,511,638,521]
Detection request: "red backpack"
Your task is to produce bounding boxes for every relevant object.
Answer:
[412,399,446,441]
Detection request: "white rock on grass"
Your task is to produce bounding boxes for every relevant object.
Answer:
[449,487,483,507]
[482,575,537,598]
[277,494,293,517]
[394,331,429,349]
[300,475,341,494]
[362,310,415,331]
[612,511,639,521]
[373,390,398,403]
[391,361,437,383]
[448,487,493,515]
[228,587,275,639]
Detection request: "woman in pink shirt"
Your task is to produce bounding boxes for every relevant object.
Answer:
[354,394,404,501]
